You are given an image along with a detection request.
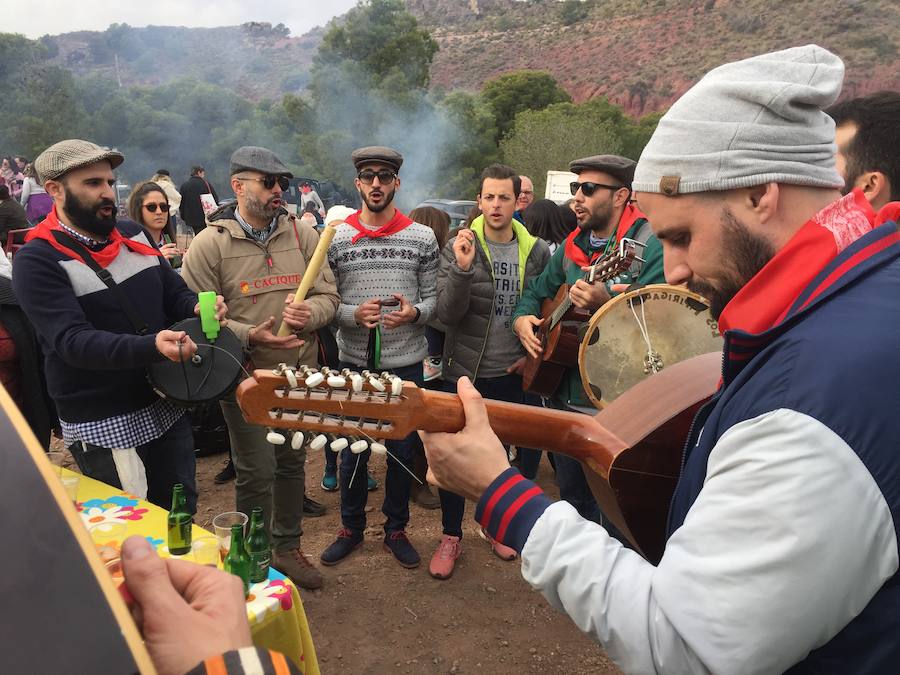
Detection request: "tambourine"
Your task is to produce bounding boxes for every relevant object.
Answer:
[148,317,244,406]
[578,284,723,409]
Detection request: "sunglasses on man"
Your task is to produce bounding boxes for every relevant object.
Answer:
[357,169,397,185]
[570,181,626,197]
[143,202,170,213]
[237,174,291,191]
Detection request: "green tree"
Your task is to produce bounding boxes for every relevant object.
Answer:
[559,0,591,26]
[481,70,571,142]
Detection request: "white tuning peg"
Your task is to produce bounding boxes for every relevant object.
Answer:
[370,442,387,456]
[309,434,328,451]
[327,375,347,388]
[266,430,286,445]
[305,371,325,388]
[368,377,386,392]
[291,431,305,450]
[350,373,364,392]
[330,437,349,452]
[284,368,298,389]
[390,377,403,396]
[350,440,368,454]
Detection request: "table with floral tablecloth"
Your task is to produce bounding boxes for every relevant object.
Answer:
[72,469,319,674]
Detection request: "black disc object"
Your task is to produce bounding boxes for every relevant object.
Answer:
[148,317,244,406]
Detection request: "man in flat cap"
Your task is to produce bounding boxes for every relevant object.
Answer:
[321,145,439,570]
[422,45,900,673]
[511,153,664,525]
[182,146,339,590]
[13,139,226,513]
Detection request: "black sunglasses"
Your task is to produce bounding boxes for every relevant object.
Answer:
[357,169,397,184]
[570,181,625,197]
[143,202,170,213]
[238,175,290,191]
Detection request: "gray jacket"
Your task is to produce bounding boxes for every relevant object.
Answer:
[437,216,550,382]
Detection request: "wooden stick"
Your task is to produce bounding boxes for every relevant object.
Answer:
[277,222,338,337]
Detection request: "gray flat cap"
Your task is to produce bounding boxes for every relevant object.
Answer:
[34,139,124,183]
[568,155,637,188]
[351,146,403,173]
[230,146,293,177]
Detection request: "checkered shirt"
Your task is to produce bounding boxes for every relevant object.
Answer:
[60,398,184,449]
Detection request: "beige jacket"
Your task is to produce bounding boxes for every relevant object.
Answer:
[182,205,339,370]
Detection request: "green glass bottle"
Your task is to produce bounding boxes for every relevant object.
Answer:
[245,507,271,584]
[166,483,192,556]
[223,523,251,595]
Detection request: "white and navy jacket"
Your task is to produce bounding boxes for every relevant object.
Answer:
[476,217,900,674]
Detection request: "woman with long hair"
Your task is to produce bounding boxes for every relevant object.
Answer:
[523,198,577,254]
[127,181,179,265]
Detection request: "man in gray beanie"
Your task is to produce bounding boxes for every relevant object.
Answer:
[419,45,900,673]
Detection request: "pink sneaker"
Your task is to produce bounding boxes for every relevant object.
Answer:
[429,534,462,579]
[480,528,517,561]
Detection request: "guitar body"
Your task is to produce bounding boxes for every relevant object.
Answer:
[523,285,593,396]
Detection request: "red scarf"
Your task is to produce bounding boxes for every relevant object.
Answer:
[345,209,414,244]
[563,203,647,267]
[26,205,162,268]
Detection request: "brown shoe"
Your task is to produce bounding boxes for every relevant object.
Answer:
[411,483,441,510]
[272,548,324,590]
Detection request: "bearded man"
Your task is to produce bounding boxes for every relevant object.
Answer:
[182,146,339,590]
[13,139,226,513]
[511,154,665,525]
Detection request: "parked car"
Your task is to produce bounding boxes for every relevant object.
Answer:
[415,199,477,230]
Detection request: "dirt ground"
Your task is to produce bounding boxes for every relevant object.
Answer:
[195,447,620,675]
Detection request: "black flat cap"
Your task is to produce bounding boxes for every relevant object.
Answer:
[568,154,637,188]
[230,146,293,177]
[351,146,403,173]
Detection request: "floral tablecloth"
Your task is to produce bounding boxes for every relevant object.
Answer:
[73,469,319,674]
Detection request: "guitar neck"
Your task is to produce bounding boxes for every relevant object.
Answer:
[416,389,626,467]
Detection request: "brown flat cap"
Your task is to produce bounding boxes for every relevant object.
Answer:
[351,146,403,173]
[568,154,637,188]
[34,139,124,183]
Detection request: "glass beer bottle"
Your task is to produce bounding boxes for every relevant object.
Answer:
[245,507,271,584]
[223,523,251,595]
[167,484,192,555]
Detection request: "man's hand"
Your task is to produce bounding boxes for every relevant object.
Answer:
[453,229,476,271]
[513,315,543,359]
[249,316,304,349]
[120,536,252,675]
[282,293,312,333]
[354,298,382,329]
[569,278,611,311]
[192,294,228,322]
[419,377,510,502]
[382,294,417,330]
[155,329,198,362]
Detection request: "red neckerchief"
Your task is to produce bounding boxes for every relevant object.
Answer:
[25,205,162,268]
[345,209,414,244]
[563,203,647,267]
[876,201,900,227]
[718,191,878,335]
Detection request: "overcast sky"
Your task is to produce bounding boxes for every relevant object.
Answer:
[4,0,360,39]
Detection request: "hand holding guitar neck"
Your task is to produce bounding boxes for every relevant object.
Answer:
[569,276,611,310]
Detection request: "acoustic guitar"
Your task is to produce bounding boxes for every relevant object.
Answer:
[236,352,721,564]
[522,239,637,396]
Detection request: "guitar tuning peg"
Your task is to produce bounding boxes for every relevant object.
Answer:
[284,368,298,389]
[370,442,387,456]
[330,437,349,452]
[327,374,347,388]
[350,440,368,454]
[266,429,286,445]
[350,372,364,393]
[308,434,328,451]
[305,371,325,388]
[273,362,287,375]
[390,377,403,397]
[368,376,386,392]
[340,368,352,377]
[291,431,305,450]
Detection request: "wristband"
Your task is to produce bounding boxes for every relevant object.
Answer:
[412,306,421,323]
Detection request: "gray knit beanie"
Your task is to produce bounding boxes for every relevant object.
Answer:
[633,45,845,195]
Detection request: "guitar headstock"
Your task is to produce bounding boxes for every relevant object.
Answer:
[588,239,638,283]
[236,365,427,442]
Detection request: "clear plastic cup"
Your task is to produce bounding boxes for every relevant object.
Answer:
[212,511,248,563]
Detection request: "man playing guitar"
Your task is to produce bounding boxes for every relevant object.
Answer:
[511,155,665,524]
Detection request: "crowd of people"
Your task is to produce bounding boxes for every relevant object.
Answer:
[2,43,900,674]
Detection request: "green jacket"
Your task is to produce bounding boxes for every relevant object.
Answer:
[512,211,664,406]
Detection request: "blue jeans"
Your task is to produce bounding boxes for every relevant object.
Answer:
[69,413,197,513]
[338,362,422,534]
[439,373,541,538]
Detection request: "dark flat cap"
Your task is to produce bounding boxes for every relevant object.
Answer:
[568,154,637,188]
[34,139,124,183]
[230,146,293,177]
[351,146,403,173]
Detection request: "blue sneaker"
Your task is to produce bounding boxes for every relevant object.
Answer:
[367,471,378,492]
[321,466,338,492]
[383,530,420,568]
[320,528,363,566]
